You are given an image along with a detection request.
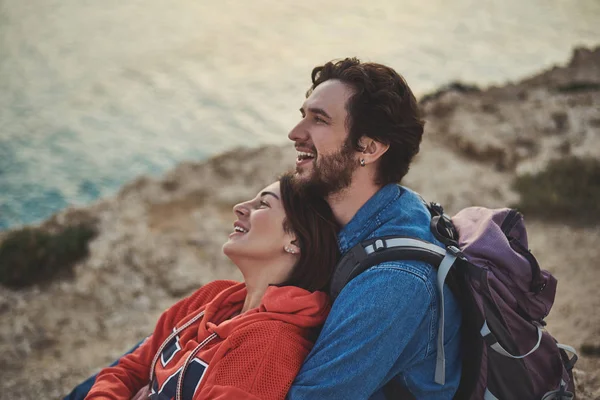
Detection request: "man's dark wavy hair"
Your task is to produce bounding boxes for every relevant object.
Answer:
[307,58,425,185]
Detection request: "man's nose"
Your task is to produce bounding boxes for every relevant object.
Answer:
[288,120,307,143]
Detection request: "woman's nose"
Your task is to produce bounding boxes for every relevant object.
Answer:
[233,202,249,217]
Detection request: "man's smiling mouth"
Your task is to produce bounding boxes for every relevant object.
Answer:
[296,151,316,162]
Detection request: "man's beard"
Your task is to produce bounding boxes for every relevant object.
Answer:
[294,141,358,198]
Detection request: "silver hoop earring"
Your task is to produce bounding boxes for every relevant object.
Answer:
[360,159,366,167]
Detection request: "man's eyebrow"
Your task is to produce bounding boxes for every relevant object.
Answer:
[307,107,332,119]
[260,191,280,200]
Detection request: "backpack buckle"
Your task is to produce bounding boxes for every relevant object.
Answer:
[429,202,444,216]
[374,239,387,252]
[447,245,466,260]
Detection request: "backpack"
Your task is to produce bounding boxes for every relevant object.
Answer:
[329,202,578,400]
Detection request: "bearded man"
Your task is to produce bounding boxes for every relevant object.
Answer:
[286,58,462,400]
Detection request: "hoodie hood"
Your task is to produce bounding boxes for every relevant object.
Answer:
[202,283,330,339]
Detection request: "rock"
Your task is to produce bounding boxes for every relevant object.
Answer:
[421,46,600,176]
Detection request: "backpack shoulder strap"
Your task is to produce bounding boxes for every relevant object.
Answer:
[329,235,465,387]
[330,236,447,302]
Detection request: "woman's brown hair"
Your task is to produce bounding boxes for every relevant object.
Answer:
[278,172,341,292]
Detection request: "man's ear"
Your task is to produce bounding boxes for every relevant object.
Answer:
[359,137,390,165]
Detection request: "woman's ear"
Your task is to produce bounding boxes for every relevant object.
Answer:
[284,239,301,255]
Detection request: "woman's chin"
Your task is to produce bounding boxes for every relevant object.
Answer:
[222,241,234,256]
[222,240,244,259]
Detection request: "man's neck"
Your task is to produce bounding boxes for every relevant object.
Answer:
[327,173,382,227]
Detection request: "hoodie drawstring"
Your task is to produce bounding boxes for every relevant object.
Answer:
[148,309,208,388]
[175,332,218,400]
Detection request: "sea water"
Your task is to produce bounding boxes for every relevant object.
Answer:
[1,0,599,229]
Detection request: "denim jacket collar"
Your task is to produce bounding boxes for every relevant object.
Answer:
[338,184,402,254]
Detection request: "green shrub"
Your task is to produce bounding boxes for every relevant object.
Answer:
[555,82,600,94]
[513,157,600,224]
[0,223,97,289]
[581,343,600,357]
[419,82,480,105]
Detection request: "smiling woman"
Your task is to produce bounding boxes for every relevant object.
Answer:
[83,172,341,400]
[224,173,340,296]
[222,181,298,286]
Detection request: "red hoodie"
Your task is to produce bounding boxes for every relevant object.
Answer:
[86,280,330,400]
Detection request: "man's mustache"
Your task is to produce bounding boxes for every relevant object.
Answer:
[294,143,318,154]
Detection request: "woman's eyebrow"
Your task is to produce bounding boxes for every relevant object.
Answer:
[260,191,280,200]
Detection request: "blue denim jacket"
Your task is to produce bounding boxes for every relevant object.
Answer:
[288,184,462,399]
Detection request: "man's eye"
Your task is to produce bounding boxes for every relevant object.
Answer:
[314,116,326,124]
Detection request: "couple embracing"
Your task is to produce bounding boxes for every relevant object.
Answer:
[79,57,462,400]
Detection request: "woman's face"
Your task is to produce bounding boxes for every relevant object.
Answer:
[222,181,297,261]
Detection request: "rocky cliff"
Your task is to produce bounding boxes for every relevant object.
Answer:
[1,46,599,399]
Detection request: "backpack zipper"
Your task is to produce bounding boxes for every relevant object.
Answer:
[500,209,521,236]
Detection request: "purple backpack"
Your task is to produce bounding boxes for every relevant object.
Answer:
[329,204,578,399]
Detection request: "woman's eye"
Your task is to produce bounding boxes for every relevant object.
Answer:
[259,200,270,208]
